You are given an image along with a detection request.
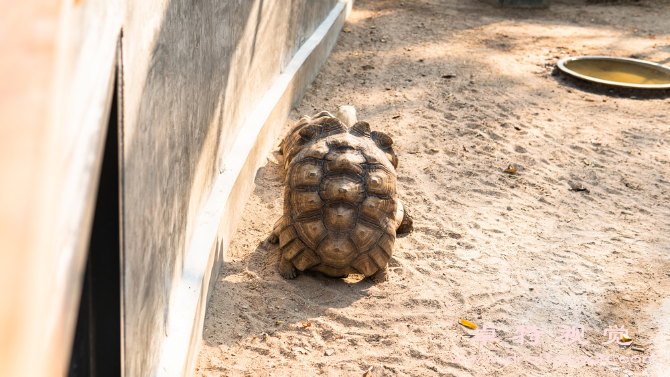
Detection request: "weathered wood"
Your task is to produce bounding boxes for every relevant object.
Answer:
[0,1,122,376]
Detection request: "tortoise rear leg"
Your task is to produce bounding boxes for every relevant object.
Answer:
[267,227,279,244]
[371,265,388,283]
[279,254,297,279]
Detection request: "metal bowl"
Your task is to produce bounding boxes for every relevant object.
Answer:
[557,56,670,89]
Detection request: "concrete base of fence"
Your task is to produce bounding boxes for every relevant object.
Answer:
[155,1,353,376]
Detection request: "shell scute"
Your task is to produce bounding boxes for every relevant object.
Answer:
[350,221,383,252]
[377,233,395,256]
[304,139,330,160]
[328,133,363,150]
[365,167,396,197]
[351,254,378,276]
[279,225,298,248]
[362,144,396,171]
[324,149,366,176]
[316,235,358,269]
[290,190,323,218]
[359,196,395,224]
[283,239,306,260]
[292,248,320,270]
[368,245,391,267]
[294,218,328,249]
[323,203,357,232]
[320,175,365,203]
[290,159,323,188]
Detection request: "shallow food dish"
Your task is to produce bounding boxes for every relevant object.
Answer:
[557,56,670,89]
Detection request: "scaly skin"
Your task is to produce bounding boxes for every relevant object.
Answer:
[279,256,297,279]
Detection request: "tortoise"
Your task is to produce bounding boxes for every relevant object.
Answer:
[268,106,413,281]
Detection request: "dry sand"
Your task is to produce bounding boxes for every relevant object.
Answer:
[196,0,670,375]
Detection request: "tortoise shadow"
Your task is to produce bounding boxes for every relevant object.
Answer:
[252,151,285,205]
[202,236,381,348]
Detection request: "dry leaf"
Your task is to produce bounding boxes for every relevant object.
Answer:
[632,346,645,352]
[430,148,440,152]
[302,321,313,328]
[459,319,477,329]
[584,98,596,102]
[275,321,285,325]
[343,27,351,33]
[392,114,401,119]
[442,74,456,79]
[622,334,632,342]
[504,165,517,174]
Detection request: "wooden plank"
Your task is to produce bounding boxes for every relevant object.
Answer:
[0,1,122,376]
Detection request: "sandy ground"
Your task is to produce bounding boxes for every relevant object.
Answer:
[196,0,670,375]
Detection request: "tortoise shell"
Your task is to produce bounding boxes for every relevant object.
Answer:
[273,111,400,277]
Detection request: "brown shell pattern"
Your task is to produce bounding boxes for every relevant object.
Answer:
[277,115,398,277]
